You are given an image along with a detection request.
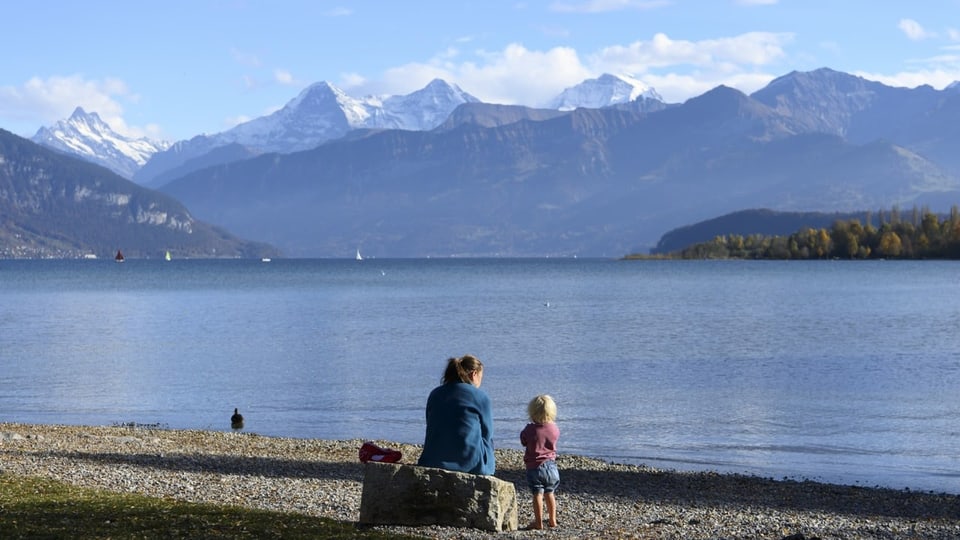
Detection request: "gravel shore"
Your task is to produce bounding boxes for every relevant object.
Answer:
[1,423,957,539]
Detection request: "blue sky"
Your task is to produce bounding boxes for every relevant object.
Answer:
[2,0,959,142]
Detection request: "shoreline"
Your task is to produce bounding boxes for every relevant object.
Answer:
[1,422,958,539]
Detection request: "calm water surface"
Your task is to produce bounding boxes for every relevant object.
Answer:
[1,258,958,494]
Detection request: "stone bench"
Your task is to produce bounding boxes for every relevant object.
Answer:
[358,462,518,532]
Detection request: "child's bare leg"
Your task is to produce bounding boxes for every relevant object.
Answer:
[545,492,557,527]
[528,492,544,529]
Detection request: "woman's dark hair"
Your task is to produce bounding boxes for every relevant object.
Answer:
[442,354,483,384]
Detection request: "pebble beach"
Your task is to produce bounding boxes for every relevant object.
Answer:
[1,423,957,539]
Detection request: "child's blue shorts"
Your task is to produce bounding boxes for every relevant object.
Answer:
[526,459,560,494]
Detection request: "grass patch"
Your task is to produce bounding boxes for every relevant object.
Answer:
[0,474,420,539]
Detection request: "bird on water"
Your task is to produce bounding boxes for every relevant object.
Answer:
[231,408,244,430]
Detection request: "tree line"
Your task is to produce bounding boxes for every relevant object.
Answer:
[670,206,960,259]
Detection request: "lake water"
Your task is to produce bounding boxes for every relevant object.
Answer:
[1,258,958,494]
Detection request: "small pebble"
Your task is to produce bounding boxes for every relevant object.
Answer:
[0,422,957,540]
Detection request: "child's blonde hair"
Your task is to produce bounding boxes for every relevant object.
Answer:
[527,394,557,424]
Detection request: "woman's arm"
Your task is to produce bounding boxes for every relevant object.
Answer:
[478,391,496,474]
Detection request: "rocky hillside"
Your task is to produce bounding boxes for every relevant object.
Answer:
[0,129,276,259]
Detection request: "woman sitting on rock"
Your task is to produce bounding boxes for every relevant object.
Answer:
[417,355,495,476]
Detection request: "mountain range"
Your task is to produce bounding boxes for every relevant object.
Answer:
[13,67,960,258]
[34,74,654,186]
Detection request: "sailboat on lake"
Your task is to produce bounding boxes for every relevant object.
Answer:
[165,250,171,261]
[356,248,363,261]
[114,250,124,262]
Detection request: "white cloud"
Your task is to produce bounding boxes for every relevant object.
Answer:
[857,68,960,91]
[224,114,252,129]
[899,19,934,41]
[592,32,792,72]
[274,69,296,85]
[0,75,148,138]
[461,44,594,105]
[643,70,778,102]
[370,43,591,106]
[356,30,795,106]
[550,0,670,13]
[376,62,453,95]
[585,32,791,100]
[339,72,367,89]
[138,122,164,139]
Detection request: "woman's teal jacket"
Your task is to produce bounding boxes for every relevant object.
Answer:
[418,382,495,476]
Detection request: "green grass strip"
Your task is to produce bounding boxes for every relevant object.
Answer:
[0,474,419,539]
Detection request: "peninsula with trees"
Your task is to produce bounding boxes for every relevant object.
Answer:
[629,206,960,260]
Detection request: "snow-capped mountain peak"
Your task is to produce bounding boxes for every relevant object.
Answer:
[290,81,372,126]
[391,78,478,108]
[32,107,169,179]
[381,79,481,130]
[210,78,480,154]
[548,73,663,111]
[221,81,370,152]
[66,106,111,134]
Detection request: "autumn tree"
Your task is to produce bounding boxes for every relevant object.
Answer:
[667,206,960,260]
[878,230,903,257]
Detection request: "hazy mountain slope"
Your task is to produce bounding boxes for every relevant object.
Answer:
[436,103,570,130]
[144,143,261,189]
[0,129,275,259]
[891,90,960,175]
[750,67,946,145]
[160,107,648,257]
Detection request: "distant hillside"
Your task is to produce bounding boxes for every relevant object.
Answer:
[161,106,655,257]
[650,207,960,260]
[651,208,881,254]
[0,129,277,259]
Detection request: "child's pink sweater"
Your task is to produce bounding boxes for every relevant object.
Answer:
[520,421,560,469]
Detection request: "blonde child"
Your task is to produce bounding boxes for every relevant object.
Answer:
[519,394,560,529]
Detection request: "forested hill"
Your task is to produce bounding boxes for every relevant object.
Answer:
[641,207,960,260]
[651,209,873,254]
[0,129,278,259]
